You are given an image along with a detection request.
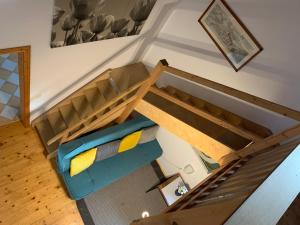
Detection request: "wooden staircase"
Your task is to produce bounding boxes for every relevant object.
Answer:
[136,59,300,165]
[131,139,300,225]
[33,62,152,158]
[147,85,272,148]
[137,85,273,164]
[33,58,300,167]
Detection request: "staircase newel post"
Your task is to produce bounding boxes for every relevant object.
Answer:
[116,59,169,124]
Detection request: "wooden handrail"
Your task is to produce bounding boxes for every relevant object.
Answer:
[162,66,300,121]
[150,86,262,142]
[238,124,300,157]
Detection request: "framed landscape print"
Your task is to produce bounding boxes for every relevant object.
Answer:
[199,0,263,71]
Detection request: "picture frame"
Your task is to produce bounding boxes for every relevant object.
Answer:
[158,174,189,206]
[51,0,157,48]
[198,0,263,71]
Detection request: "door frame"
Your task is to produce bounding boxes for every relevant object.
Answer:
[0,46,31,127]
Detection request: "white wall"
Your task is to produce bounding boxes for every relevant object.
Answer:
[143,0,300,133]
[156,127,209,188]
[0,0,176,121]
[225,144,300,225]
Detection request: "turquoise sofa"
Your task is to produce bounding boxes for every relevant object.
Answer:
[57,116,163,200]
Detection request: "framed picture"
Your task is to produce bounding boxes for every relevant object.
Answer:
[158,174,189,206]
[199,0,263,71]
[51,0,157,48]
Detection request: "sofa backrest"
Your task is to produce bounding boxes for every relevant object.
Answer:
[57,116,156,173]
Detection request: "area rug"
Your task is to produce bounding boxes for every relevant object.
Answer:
[76,162,167,225]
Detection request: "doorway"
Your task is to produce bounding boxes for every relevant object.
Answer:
[0,46,30,127]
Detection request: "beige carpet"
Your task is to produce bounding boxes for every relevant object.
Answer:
[77,164,167,225]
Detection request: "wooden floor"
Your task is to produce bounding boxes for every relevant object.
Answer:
[0,122,83,225]
[277,192,300,225]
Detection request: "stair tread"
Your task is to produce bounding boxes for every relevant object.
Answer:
[47,111,68,134]
[59,103,81,128]
[84,87,106,110]
[71,95,94,119]
[35,119,59,154]
[162,85,271,138]
[97,79,117,101]
[110,62,149,92]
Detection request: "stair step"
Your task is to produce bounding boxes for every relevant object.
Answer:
[223,113,242,126]
[190,97,206,109]
[59,103,81,128]
[84,87,106,110]
[97,79,117,101]
[160,85,273,139]
[108,77,121,94]
[174,91,191,102]
[206,104,224,118]
[72,95,98,126]
[110,62,149,93]
[35,119,59,154]
[47,111,68,134]
[163,86,177,95]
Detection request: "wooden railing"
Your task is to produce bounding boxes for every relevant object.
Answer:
[131,138,300,225]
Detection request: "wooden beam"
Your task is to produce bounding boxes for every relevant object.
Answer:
[163,66,300,121]
[116,59,168,123]
[135,99,238,164]
[150,86,262,142]
[238,124,300,157]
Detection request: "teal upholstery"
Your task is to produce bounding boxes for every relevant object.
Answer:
[57,116,163,200]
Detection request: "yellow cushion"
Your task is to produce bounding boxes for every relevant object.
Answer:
[70,148,97,177]
[118,131,142,153]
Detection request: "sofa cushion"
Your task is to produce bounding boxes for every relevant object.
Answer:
[70,148,97,177]
[118,131,142,153]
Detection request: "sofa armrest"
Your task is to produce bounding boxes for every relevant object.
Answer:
[57,116,156,173]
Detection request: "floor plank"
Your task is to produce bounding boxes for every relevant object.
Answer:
[0,122,83,225]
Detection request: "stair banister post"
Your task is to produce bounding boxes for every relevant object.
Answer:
[116,59,169,124]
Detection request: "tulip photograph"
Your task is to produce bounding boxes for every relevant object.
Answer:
[51,0,157,48]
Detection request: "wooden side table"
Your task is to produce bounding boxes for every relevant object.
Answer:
[158,174,189,206]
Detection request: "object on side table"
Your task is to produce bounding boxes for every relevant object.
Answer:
[199,0,263,71]
[158,174,189,206]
